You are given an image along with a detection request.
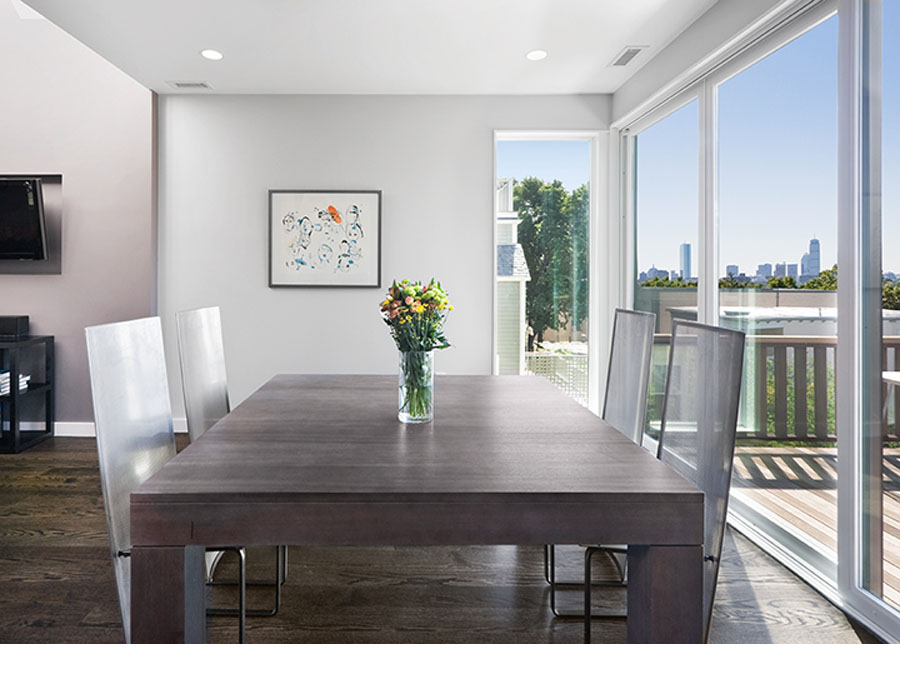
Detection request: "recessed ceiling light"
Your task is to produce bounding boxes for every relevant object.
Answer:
[200,49,224,61]
[526,49,548,62]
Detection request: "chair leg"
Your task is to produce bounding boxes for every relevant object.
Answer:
[207,545,286,616]
[544,545,552,584]
[547,544,628,621]
[585,547,594,644]
[205,547,246,643]
[238,547,246,643]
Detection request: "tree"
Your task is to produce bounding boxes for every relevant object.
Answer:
[767,276,798,289]
[515,178,574,350]
[801,264,838,290]
[719,274,763,289]
[569,184,590,337]
[640,276,697,288]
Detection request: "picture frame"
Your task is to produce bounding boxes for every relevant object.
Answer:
[268,189,382,288]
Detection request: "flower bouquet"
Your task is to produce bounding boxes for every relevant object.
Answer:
[380,279,453,423]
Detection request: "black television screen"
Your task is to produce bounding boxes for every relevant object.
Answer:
[0,178,47,260]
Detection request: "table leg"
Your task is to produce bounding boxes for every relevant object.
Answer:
[626,544,703,643]
[131,545,206,643]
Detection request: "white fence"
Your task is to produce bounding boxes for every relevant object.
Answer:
[524,352,588,406]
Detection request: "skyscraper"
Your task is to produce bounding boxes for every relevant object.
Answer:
[679,242,691,279]
[774,262,786,278]
[787,263,798,279]
[757,263,772,279]
[725,264,739,277]
[808,238,821,276]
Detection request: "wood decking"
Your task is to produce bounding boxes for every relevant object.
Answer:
[733,444,900,608]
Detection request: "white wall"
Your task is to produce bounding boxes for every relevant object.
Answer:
[612,0,786,124]
[158,94,610,415]
[0,3,154,424]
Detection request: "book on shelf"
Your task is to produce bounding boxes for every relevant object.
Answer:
[0,372,32,393]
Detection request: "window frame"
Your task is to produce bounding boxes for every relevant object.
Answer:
[492,130,606,414]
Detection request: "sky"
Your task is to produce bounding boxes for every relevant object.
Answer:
[495,9,898,280]
[496,140,590,193]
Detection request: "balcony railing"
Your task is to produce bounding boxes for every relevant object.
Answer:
[650,334,900,443]
[524,351,588,406]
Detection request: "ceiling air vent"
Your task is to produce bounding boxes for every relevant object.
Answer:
[167,81,213,90]
[610,46,647,67]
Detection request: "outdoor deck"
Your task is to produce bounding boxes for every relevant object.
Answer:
[733,444,900,609]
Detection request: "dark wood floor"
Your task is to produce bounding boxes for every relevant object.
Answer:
[0,437,879,644]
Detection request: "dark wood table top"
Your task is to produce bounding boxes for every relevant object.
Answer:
[134,374,701,506]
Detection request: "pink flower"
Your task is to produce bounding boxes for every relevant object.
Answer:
[405,296,413,305]
[390,309,399,319]
[392,300,401,308]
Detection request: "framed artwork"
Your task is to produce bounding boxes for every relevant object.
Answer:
[268,189,382,287]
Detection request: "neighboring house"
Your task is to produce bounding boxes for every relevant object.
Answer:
[496,178,531,375]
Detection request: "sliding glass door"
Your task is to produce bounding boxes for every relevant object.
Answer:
[619,0,900,642]
[715,13,840,586]
[851,0,900,633]
[631,97,699,439]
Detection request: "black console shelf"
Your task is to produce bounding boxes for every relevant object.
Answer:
[0,335,54,453]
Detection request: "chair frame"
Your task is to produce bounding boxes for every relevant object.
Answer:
[546,308,655,617]
[175,306,288,618]
[583,319,745,643]
[87,317,248,642]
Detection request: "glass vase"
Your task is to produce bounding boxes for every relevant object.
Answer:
[398,350,434,423]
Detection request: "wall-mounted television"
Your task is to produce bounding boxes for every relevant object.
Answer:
[0,178,47,260]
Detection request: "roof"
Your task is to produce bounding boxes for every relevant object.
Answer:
[497,244,530,280]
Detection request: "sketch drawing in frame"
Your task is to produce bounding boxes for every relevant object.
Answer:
[269,189,381,287]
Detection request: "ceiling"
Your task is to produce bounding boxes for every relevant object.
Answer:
[20,0,717,95]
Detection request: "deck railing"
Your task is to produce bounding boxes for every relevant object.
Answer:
[650,334,900,442]
[524,351,588,406]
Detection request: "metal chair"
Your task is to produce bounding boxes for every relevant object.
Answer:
[584,319,745,642]
[85,316,246,643]
[175,306,287,617]
[546,308,655,615]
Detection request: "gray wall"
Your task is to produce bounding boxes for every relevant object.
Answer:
[0,4,155,424]
[158,94,610,417]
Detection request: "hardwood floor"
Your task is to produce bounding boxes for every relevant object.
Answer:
[0,437,878,644]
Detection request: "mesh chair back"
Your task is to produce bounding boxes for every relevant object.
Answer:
[602,308,655,443]
[175,306,230,443]
[85,317,176,643]
[657,320,745,642]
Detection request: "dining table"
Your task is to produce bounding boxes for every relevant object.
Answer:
[129,374,704,643]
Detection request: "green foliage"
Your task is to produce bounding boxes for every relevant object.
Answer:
[718,274,763,289]
[640,276,697,288]
[801,265,838,290]
[767,276,798,289]
[569,184,590,335]
[514,178,587,350]
[883,278,900,310]
[380,279,452,352]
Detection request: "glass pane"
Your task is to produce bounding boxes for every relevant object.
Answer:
[495,140,590,406]
[633,100,699,439]
[862,0,900,610]
[717,16,838,582]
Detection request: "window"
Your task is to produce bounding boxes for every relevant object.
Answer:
[494,136,593,407]
[632,99,699,438]
[716,15,839,584]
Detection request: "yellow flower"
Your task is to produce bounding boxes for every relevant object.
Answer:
[448,305,454,310]
[415,305,425,314]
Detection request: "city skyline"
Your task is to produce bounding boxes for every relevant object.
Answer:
[638,237,839,284]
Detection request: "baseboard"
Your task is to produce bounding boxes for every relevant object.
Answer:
[53,422,95,437]
[36,418,190,437]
